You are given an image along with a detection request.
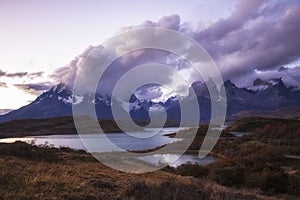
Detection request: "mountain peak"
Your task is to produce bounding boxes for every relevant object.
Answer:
[269,78,284,86]
[51,83,71,94]
[253,78,270,86]
[224,79,236,88]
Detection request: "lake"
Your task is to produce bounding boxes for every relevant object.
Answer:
[0,127,183,152]
[230,132,250,137]
[0,127,217,167]
[138,154,217,167]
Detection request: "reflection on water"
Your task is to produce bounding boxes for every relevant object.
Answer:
[138,154,217,167]
[230,132,250,137]
[0,127,218,167]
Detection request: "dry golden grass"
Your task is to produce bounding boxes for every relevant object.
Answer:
[0,142,277,200]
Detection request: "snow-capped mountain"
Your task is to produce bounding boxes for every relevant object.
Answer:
[246,78,300,108]
[226,78,300,115]
[1,78,300,123]
[0,83,73,123]
[0,83,153,123]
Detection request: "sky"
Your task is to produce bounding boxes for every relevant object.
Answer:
[0,0,300,110]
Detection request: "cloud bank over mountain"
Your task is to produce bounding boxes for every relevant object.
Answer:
[48,0,300,100]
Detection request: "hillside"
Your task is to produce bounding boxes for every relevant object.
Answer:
[225,117,300,133]
[0,141,276,200]
[0,116,124,138]
[226,107,300,122]
[162,118,300,198]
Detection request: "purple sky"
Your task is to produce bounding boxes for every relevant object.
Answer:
[0,0,300,109]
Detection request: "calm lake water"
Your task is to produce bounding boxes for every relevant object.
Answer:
[230,132,250,137]
[138,154,217,167]
[0,127,217,167]
[0,127,183,152]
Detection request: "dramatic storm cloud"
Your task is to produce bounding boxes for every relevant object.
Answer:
[193,0,300,86]
[52,0,300,100]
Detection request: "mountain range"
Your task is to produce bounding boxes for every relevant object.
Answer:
[1,78,300,124]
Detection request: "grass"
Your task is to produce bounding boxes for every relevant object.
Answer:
[1,116,299,199]
[162,119,300,199]
[0,116,126,138]
[0,142,276,200]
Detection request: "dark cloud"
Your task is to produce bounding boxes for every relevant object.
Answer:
[0,82,7,88]
[28,71,44,78]
[231,66,300,89]
[0,69,44,79]
[14,82,53,95]
[51,0,300,100]
[50,46,94,86]
[193,0,300,86]
[0,70,5,76]
[5,72,28,78]
[134,84,163,101]
[0,69,28,78]
[195,0,263,41]
[278,66,288,72]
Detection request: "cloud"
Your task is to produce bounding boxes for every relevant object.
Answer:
[51,20,185,97]
[195,0,263,41]
[14,82,53,95]
[0,82,7,88]
[231,66,300,89]
[0,69,45,79]
[0,70,5,76]
[278,66,288,72]
[134,84,164,101]
[51,0,300,100]
[123,14,181,31]
[50,46,95,86]
[0,69,28,78]
[5,72,28,78]
[193,0,300,86]
[28,71,44,79]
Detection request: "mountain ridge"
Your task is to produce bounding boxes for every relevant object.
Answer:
[1,78,300,123]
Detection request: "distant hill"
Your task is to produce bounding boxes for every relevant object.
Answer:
[225,117,300,148]
[226,107,300,123]
[0,116,125,138]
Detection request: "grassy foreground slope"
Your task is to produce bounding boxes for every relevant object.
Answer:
[0,142,275,200]
[167,118,300,199]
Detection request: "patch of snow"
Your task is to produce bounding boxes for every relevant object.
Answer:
[248,85,269,92]
[57,86,66,93]
[269,80,278,85]
[52,86,57,92]
[149,105,165,112]
[58,96,73,104]
[63,96,73,104]
[73,95,84,105]
[34,97,43,104]
[129,102,142,110]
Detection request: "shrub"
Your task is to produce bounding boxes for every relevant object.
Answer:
[209,164,245,187]
[175,164,209,178]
